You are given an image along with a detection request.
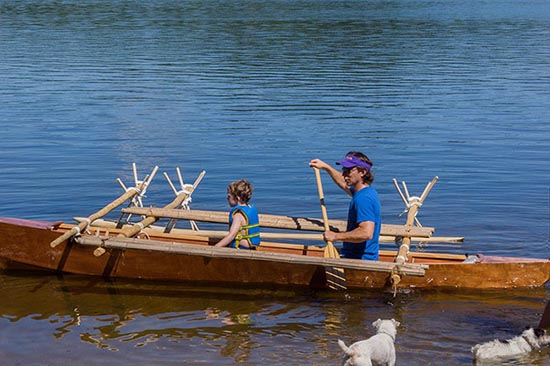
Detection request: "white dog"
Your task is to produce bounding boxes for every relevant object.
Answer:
[471,326,550,361]
[338,318,400,366]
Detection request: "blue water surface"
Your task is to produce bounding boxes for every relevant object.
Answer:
[1,0,550,259]
[2,0,550,365]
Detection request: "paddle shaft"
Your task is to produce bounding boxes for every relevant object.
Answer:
[314,168,331,233]
[314,168,339,258]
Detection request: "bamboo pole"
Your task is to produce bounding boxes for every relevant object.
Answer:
[391,177,438,292]
[118,170,205,238]
[92,170,206,256]
[75,236,427,277]
[50,178,151,248]
[120,208,435,238]
[73,219,463,243]
[394,199,419,264]
[163,167,199,232]
[419,176,439,203]
[394,176,439,265]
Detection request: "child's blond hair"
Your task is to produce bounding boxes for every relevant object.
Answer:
[227,179,254,203]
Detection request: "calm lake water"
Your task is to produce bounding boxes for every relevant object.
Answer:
[1,0,550,364]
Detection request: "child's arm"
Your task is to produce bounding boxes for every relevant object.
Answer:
[214,212,246,247]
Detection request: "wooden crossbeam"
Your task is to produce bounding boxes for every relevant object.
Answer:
[75,236,427,277]
[73,219,462,243]
[121,208,435,238]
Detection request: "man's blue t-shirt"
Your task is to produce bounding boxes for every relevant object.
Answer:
[341,186,381,260]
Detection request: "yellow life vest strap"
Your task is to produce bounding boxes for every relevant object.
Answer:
[240,223,260,230]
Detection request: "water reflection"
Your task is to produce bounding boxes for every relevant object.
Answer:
[3,271,550,364]
[1,272,322,363]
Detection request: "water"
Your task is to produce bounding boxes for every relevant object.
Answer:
[1,0,550,364]
[2,274,550,366]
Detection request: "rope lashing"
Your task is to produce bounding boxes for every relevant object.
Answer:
[137,230,150,240]
[134,221,147,238]
[177,184,195,195]
[399,196,422,217]
[390,267,401,297]
[126,186,142,195]
[177,184,195,207]
[80,217,91,234]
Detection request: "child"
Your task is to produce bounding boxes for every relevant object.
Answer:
[215,179,260,249]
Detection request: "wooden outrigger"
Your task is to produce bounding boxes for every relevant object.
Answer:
[1,165,549,292]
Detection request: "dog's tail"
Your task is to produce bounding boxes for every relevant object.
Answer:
[338,339,354,357]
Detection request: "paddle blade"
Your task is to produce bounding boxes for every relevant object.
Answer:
[324,241,339,258]
[323,241,346,290]
[325,266,347,290]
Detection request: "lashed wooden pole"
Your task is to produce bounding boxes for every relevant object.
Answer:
[163,167,199,232]
[75,236,428,277]
[394,176,438,265]
[120,170,205,237]
[120,208,436,238]
[93,170,206,256]
[50,168,156,248]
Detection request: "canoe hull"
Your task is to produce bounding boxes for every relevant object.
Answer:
[1,218,549,290]
[0,218,327,288]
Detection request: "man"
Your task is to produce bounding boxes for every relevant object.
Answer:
[309,151,381,260]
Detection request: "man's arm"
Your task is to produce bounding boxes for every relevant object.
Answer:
[324,221,374,243]
[309,158,351,196]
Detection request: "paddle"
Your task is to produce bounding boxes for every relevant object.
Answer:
[314,167,347,290]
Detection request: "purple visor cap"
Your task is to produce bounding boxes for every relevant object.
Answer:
[336,155,372,170]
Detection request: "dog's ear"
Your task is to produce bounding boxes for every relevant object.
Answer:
[534,328,546,337]
[392,319,401,327]
[372,319,382,328]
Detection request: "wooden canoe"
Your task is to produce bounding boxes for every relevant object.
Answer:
[1,216,548,291]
